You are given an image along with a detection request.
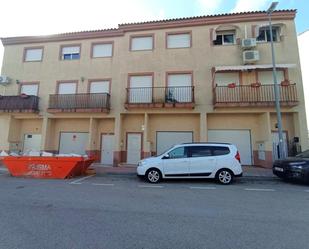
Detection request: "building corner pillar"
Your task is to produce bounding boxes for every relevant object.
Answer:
[113,114,122,166]
[254,112,273,168]
[40,116,52,152]
[199,112,207,142]
[87,118,99,162]
[143,113,151,158]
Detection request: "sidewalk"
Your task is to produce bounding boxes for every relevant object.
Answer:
[91,164,275,178]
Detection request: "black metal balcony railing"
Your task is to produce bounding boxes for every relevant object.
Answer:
[48,93,110,111]
[214,84,298,107]
[126,86,195,105]
[0,95,39,112]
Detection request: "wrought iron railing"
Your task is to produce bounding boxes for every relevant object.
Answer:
[48,93,110,110]
[214,84,298,106]
[0,95,39,112]
[126,86,194,104]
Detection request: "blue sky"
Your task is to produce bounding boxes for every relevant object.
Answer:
[0,0,308,68]
[146,0,309,33]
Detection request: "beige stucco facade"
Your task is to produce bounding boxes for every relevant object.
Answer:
[0,10,308,167]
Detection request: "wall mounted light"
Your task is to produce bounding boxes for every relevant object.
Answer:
[16,80,20,84]
[80,76,85,82]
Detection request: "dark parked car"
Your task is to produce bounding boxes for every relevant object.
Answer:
[273,150,309,183]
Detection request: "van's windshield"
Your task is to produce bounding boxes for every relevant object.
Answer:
[157,146,176,157]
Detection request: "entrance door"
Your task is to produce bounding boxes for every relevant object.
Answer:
[272,131,288,160]
[59,132,89,155]
[101,134,114,165]
[127,133,142,164]
[23,134,42,152]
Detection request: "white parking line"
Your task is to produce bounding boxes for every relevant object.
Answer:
[138,185,164,188]
[244,188,275,192]
[189,186,217,190]
[92,183,115,186]
[69,175,95,185]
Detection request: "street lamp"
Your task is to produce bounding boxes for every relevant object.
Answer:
[267,1,285,159]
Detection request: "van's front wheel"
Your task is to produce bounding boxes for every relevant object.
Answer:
[216,169,233,185]
[146,168,162,183]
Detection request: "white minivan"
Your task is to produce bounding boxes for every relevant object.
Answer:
[137,143,243,184]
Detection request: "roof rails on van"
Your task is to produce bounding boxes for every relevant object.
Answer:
[181,142,232,145]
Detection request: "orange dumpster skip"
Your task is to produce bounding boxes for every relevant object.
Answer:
[2,156,95,179]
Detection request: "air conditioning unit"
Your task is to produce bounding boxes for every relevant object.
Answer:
[243,50,259,63]
[241,38,257,49]
[0,75,11,85]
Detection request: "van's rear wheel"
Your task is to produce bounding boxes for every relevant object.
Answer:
[216,169,233,185]
[146,168,162,183]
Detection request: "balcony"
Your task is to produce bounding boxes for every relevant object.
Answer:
[48,93,110,113]
[214,84,298,107]
[0,95,39,113]
[125,86,195,109]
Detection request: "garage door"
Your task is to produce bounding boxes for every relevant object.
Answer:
[156,131,193,155]
[208,130,252,165]
[59,132,89,155]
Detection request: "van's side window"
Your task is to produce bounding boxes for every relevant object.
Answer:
[190,146,212,157]
[212,146,230,156]
[168,147,187,159]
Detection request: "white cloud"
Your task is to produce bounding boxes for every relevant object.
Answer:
[0,0,166,69]
[231,0,272,13]
[197,0,223,14]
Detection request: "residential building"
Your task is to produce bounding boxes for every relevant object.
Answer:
[298,30,309,139]
[0,10,308,167]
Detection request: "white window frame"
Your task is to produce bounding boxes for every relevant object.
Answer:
[89,80,110,94]
[130,35,154,51]
[215,72,240,86]
[213,31,236,45]
[258,70,285,85]
[20,84,39,96]
[57,82,77,94]
[129,74,153,103]
[92,43,113,58]
[256,26,280,43]
[60,45,81,60]
[24,48,43,62]
[167,73,192,103]
[167,33,191,49]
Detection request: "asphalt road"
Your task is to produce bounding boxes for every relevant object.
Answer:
[0,172,309,249]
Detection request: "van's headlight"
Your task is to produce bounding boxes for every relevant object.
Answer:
[137,161,144,167]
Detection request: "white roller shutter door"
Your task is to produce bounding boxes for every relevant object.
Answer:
[208,129,252,165]
[156,131,193,155]
[59,132,89,155]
